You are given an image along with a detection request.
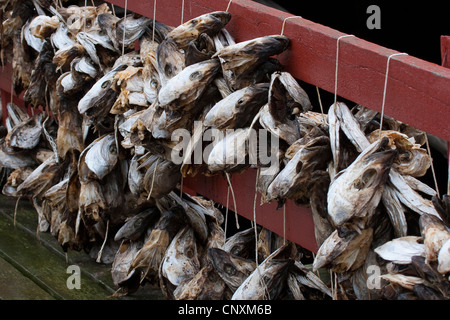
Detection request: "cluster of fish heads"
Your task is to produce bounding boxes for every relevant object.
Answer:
[0,0,448,300]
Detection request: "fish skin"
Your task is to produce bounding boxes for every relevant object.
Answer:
[114,207,160,242]
[213,35,289,91]
[166,11,231,49]
[6,113,44,150]
[161,226,201,286]
[327,138,396,234]
[231,244,294,300]
[84,134,118,180]
[77,64,128,118]
[156,38,186,86]
[204,83,269,129]
[223,227,256,259]
[312,228,374,273]
[157,59,220,111]
[420,213,450,263]
[208,247,256,292]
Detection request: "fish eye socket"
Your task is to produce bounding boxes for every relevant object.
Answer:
[398,150,412,162]
[185,248,194,259]
[237,99,245,105]
[150,79,158,88]
[101,80,111,88]
[164,65,172,76]
[134,217,143,228]
[295,161,303,174]
[189,71,201,80]
[230,245,240,256]
[224,264,236,276]
[109,144,117,155]
[353,168,377,190]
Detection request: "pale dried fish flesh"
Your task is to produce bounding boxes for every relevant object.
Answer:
[374,236,425,264]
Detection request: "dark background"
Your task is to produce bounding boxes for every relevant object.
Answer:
[261,0,450,65]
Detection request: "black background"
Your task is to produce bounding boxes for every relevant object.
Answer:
[265,0,450,65]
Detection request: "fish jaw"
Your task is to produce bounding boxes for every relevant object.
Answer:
[328,141,397,232]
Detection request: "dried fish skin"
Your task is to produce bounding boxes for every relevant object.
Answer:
[204,83,269,129]
[166,11,231,49]
[368,129,431,177]
[265,135,331,203]
[115,14,153,47]
[374,236,425,264]
[84,134,118,180]
[28,15,59,39]
[143,157,181,200]
[312,228,373,274]
[158,59,220,111]
[111,240,143,291]
[78,180,106,223]
[213,35,290,91]
[382,183,408,238]
[114,207,160,242]
[327,138,396,233]
[381,273,425,291]
[77,64,127,118]
[173,264,226,300]
[223,227,255,259]
[161,226,201,286]
[156,38,186,86]
[0,140,36,169]
[420,213,450,263]
[231,244,294,300]
[6,113,44,150]
[208,247,256,292]
[53,43,86,72]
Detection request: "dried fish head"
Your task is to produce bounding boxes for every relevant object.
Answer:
[213,35,289,90]
[368,129,431,177]
[111,240,142,294]
[156,38,186,86]
[420,213,450,263]
[167,11,231,49]
[173,264,226,300]
[115,14,153,48]
[208,247,256,292]
[231,243,295,300]
[161,226,201,286]
[204,83,269,129]
[265,135,331,203]
[223,227,255,259]
[0,139,36,169]
[158,59,220,111]
[77,64,128,118]
[143,157,181,200]
[114,207,160,242]
[28,15,59,39]
[6,113,44,150]
[312,228,373,274]
[327,138,396,233]
[84,134,118,180]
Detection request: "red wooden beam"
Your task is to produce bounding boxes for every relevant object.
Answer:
[441,35,450,69]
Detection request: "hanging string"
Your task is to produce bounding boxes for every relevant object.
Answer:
[253,168,260,265]
[224,186,230,238]
[378,52,408,136]
[181,0,185,25]
[424,134,440,197]
[84,0,87,32]
[122,0,128,56]
[96,220,110,263]
[225,172,240,229]
[334,34,355,105]
[225,0,233,12]
[280,16,302,36]
[147,158,160,200]
[315,86,327,125]
[152,0,157,42]
[282,204,286,245]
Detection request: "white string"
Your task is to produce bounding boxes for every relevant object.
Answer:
[226,0,232,12]
[181,0,185,25]
[280,16,302,36]
[283,204,286,245]
[225,172,239,229]
[122,0,128,56]
[378,52,408,134]
[334,35,355,105]
[84,0,88,32]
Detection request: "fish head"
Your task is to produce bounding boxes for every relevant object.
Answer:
[208,248,256,291]
[328,138,397,232]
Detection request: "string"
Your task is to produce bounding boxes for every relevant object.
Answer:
[253,168,260,265]
[424,134,440,197]
[283,204,286,245]
[226,0,232,12]
[152,0,157,42]
[378,52,408,136]
[96,220,110,263]
[280,16,302,36]
[84,0,87,31]
[224,186,230,238]
[181,0,185,25]
[225,172,239,229]
[334,34,355,105]
[122,0,128,56]
[315,86,327,125]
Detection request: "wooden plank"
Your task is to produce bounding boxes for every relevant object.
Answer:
[107,0,450,141]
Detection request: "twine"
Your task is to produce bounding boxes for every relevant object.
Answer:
[334,34,355,105]
[280,16,302,36]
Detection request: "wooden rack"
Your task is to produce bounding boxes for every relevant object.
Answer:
[1,0,449,253]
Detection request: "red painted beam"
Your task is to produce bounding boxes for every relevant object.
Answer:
[441,35,450,69]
